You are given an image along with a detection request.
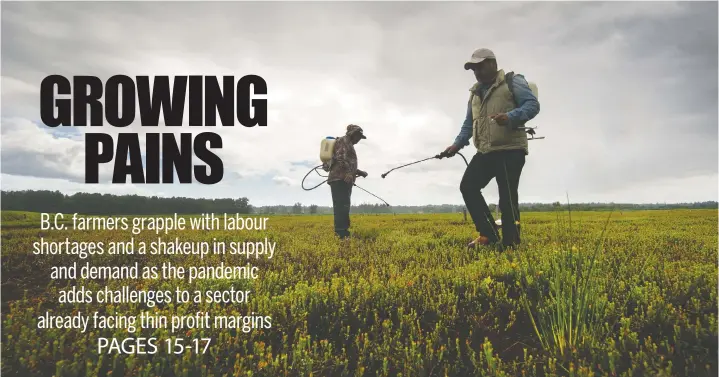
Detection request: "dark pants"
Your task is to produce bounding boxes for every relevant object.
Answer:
[329,180,353,238]
[460,149,525,247]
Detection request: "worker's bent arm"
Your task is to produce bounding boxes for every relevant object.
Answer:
[452,100,473,148]
[506,74,540,127]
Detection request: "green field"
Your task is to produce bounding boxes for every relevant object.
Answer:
[1,209,717,377]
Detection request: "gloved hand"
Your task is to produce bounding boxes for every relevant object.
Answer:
[356,170,368,178]
[438,144,459,158]
[343,173,354,184]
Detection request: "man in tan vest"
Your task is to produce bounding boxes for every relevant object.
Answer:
[442,48,540,251]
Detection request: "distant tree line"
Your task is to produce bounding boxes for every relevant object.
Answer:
[257,203,469,215]
[522,201,719,212]
[1,190,716,215]
[259,201,718,215]
[1,190,252,215]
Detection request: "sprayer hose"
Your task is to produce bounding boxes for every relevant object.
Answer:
[455,152,468,166]
[301,165,328,191]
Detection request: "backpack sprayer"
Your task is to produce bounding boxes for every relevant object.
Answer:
[302,136,391,206]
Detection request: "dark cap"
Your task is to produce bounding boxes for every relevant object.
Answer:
[346,124,367,139]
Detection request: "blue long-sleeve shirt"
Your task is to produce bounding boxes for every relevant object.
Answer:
[453,73,540,148]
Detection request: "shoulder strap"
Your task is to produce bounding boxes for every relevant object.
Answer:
[505,71,529,129]
[505,71,518,107]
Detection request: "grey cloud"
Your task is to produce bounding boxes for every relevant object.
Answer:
[0,118,116,184]
[272,176,296,187]
[1,148,82,182]
[599,2,718,119]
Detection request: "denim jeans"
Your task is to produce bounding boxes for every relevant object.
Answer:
[329,180,353,238]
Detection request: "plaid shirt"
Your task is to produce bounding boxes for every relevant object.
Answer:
[327,135,358,184]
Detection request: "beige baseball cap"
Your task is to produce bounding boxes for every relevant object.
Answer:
[464,48,496,70]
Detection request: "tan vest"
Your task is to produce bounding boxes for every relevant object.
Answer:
[470,69,528,155]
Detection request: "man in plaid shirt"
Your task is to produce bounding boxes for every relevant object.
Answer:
[327,124,368,239]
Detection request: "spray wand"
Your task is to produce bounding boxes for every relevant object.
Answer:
[381,126,544,178]
[301,165,391,206]
[381,151,469,179]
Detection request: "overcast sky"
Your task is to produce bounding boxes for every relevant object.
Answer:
[1,1,717,207]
